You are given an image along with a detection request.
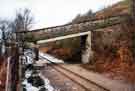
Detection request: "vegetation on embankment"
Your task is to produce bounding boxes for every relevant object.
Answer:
[82,0,135,83]
[88,23,135,82]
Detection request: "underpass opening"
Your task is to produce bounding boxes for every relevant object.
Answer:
[38,34,88,64]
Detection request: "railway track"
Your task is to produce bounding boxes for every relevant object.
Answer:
[39,55,109,91]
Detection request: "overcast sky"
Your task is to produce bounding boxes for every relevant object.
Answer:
[0,0,122,29]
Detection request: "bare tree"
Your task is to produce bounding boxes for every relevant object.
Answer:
[9,9,34,91]
[72,14,81,23]
[12,8,33,32]
[11,8,34,48]
[0,20,11,55]
[84,10,94,17]
[11,8,40,61]
[72,9,94,23]
[11,8,33,41]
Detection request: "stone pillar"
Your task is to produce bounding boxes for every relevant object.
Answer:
[81,31,93,64]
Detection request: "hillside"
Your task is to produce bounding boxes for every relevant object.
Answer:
[72,0,129,23]
[95,0,129,19]
[80,0,135,84]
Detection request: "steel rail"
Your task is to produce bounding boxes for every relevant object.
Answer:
[39,55,109,91]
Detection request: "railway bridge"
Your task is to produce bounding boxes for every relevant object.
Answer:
[17,14,128,63]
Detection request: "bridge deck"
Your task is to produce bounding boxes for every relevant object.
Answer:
[17,14,129,42]
[37,31,90,44]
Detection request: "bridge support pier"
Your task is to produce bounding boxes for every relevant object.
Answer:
[81,31,93,64]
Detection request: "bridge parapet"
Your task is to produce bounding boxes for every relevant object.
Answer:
[17,15,128,42]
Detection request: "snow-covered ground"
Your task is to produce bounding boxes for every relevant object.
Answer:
[22,49,56,91]
[23,49,64,65]
[22,79,40,91]
[39,52,64,63]
[22,69,54,91]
